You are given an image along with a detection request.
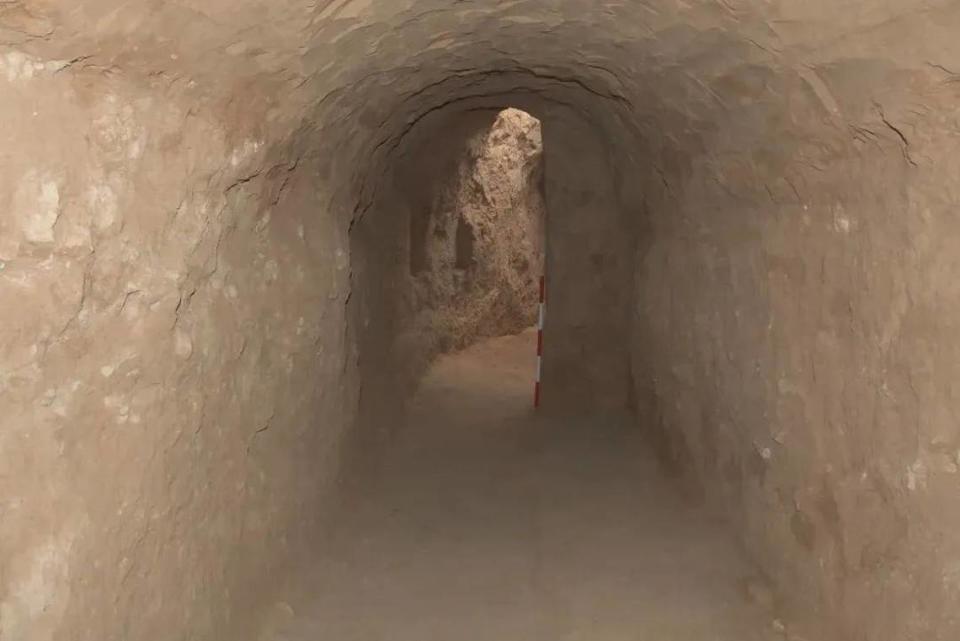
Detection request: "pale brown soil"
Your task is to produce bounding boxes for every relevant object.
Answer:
[263,329,788,641]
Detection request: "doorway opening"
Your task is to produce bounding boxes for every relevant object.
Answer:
[350,106,547,436]
[402,107,547,403]
[405,107,546,347]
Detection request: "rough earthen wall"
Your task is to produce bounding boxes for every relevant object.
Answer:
[2,2,960,640]
[0,67,355,639]
[632,72,960,641]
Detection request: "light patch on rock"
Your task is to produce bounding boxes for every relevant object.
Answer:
[103,394,130,424]
[13,171,61,244]
[832,204,853,234]
[318,0,373,21]
[38,384,78,417]
[230,139,263,167]
[797,66,842,116]
[39,388,57,407]
[255,211,271,232]
[0,532,75,640]
[906,458,928,491]
[174,328,194,359]
[88,183,119,231]
[943,560,960,591]
[226,41,248,55]
[93,96,146,160]
[336,0,373,19]
[0,51,68,82]
[128,137,144,160]
[427,37,456,50]
[264,259,280,281]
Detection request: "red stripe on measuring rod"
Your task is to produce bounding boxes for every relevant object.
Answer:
[535,275,545,409]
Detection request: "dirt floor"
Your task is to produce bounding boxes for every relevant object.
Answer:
[263,329,788,640]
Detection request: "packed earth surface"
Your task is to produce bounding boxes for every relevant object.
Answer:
[260,330,790,641]
[3,1,960,640]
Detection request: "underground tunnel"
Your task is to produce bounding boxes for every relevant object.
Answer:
[2,1,960,640]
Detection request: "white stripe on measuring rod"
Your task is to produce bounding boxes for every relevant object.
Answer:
[538,304,544,328]
[536,357,542,380]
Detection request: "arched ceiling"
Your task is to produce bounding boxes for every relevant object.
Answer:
[7,0,959,203]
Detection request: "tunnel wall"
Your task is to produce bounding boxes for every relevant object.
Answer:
[540,109,637,414]
[630,67,960,640]
[5,2,960,640]
[0,65,355,639]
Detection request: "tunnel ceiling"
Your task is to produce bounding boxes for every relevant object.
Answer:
[10,0,960,186]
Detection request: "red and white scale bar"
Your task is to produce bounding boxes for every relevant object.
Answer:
[534,275,545,408]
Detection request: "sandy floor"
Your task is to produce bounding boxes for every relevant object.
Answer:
[266,329,785,641]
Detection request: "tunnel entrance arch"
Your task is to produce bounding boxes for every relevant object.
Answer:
[346,84,643,439]
[348,104,549,434]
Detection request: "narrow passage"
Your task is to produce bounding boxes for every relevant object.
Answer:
[265,330,786,641]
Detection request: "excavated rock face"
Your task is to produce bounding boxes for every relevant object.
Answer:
[351,107,545,430]
[2,1,960,640]
[408,108,544,351]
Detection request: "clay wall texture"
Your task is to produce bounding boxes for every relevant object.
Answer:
[2,1,960,639]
